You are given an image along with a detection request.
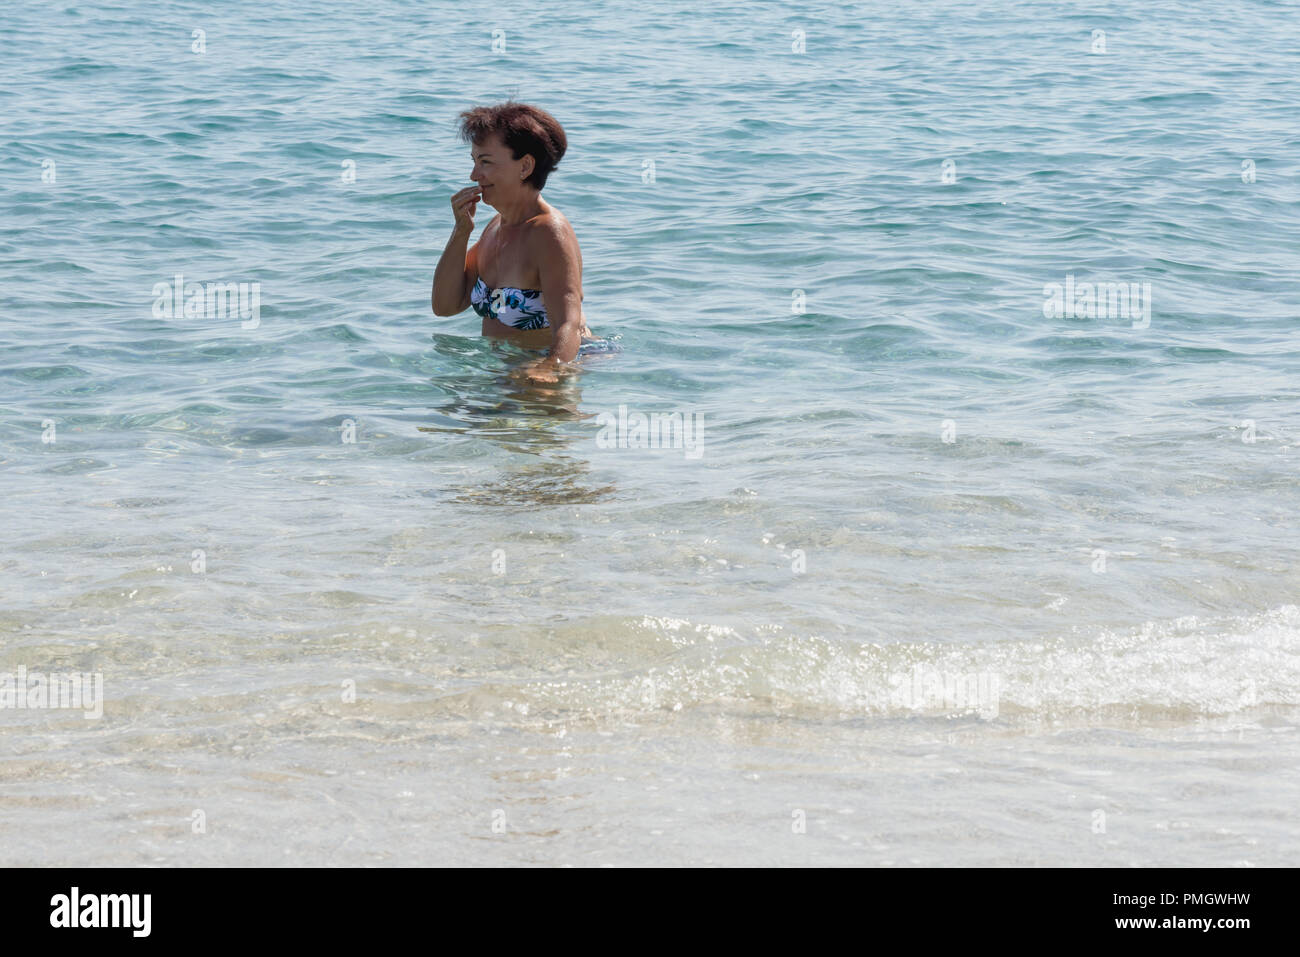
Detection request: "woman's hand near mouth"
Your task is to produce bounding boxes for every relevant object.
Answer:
[451,184,482,233]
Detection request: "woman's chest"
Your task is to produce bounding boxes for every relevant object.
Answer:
[478,223,541,288]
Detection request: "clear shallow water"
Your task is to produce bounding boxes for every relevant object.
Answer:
[2,0,1299,865]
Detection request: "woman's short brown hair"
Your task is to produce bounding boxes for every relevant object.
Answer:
[457,101,568,191]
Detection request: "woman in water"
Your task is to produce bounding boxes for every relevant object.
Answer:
[432,101,600,385]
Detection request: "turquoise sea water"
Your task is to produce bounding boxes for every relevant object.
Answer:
[2,0,1299,865]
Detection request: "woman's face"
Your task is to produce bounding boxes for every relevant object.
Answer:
[470,134,534,206]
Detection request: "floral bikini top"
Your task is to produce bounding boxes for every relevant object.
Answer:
[470,276,549,330]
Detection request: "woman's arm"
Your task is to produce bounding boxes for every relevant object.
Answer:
[431,225,476,316]
[534,225,585,365]
[432,186,482,316]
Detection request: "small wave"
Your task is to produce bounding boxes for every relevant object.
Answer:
[429,606,1300,728]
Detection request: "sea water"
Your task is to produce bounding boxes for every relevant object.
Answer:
[1,0,1298,865]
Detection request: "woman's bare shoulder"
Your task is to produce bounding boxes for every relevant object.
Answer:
[531,206,579,248]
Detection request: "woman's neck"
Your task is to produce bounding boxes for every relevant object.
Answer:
[494,193,546,226]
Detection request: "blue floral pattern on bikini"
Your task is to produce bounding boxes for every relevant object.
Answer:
[471,277,549,330]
